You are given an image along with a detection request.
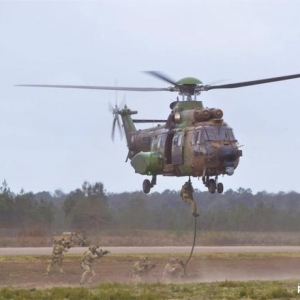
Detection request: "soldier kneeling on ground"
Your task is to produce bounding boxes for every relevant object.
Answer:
[162,258,185,283]
[80,245,110,285]
[131,256,156,283]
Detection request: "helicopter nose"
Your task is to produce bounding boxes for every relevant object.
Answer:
[218,145,238,175]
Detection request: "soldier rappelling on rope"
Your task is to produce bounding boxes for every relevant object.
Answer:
[180,179,199,217]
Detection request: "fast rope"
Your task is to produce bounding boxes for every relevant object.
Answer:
[183,215,198,276]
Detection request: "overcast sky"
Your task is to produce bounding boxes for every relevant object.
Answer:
[1,0,300,195]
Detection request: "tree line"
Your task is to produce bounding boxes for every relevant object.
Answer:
[1,180,300,232]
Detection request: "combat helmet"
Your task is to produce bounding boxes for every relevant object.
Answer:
[58,238,65,245]
[140,256,148,262]
[89,245,97,252]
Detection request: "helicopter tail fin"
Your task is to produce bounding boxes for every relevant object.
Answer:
[118,106,137,151]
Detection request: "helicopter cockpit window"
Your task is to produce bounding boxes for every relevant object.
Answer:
[227,129,236,141]
[203,128,218,141]
[192,130,202,145]
[218,127,236,141]
[197,131,201,143]
[203,127,236,142]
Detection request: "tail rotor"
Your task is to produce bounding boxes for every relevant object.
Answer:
[109,103,123,141]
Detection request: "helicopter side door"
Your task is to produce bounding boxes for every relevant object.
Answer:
[171,132,184,165]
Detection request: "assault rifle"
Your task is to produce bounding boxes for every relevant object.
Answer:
[95,248,110,257]
[143,263,156,274]
[63,241,72,249]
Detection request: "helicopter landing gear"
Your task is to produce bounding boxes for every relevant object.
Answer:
[143,179,151,194]
[208,179,216,194]
[142,175,157,194]
[204,176,224,194]
[217,182,224,194]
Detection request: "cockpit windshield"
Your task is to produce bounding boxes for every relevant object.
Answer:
[202,126,236,142]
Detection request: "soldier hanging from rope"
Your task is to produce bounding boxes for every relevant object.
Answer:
[180,179,199,217]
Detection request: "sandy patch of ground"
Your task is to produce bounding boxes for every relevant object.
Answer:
[1,255,300,287]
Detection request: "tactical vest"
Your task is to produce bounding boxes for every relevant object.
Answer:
[53,244,63,255]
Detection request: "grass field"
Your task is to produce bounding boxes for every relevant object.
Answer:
[1,280,300,300]
[3,230,300,247]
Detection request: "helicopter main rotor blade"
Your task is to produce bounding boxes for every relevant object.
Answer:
[207,73,300,90]
[16,84,168,92]
[144,71,178,86]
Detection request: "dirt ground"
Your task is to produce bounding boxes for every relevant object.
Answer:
[1,255,300,288]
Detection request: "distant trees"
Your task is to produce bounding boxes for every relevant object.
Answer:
[0,180,55,229]
[1,179,300,233]
[63,181,112,230]
[108,188,300,232]
[0,181,14,227]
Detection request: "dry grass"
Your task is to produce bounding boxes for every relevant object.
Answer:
[1,229,300,247]
[87,230,300,247]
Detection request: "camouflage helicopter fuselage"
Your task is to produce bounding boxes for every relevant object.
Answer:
[119,100,242,194]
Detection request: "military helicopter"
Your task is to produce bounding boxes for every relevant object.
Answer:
[18,71,300,194]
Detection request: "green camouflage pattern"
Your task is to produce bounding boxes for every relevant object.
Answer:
[52,232,87,247]
[80,247,110,284]
[131,257,156,283]
[180,182,197,215]
[162,258,185,283]
[46,243,68,275]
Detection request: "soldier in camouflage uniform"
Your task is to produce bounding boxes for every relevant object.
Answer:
[131,256,156,283]
[73,232,87,246]
[45,238,70,275]
[180,181,199,217]
[80,245,110,285]
[162,258,185,283]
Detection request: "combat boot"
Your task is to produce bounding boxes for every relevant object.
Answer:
[192,212,199,217]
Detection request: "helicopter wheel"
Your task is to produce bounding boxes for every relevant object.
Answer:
[217,182,224,194]
[208,179,216,194]
[142,179,151,194]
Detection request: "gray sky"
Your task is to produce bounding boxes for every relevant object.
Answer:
[1,0,300,194]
